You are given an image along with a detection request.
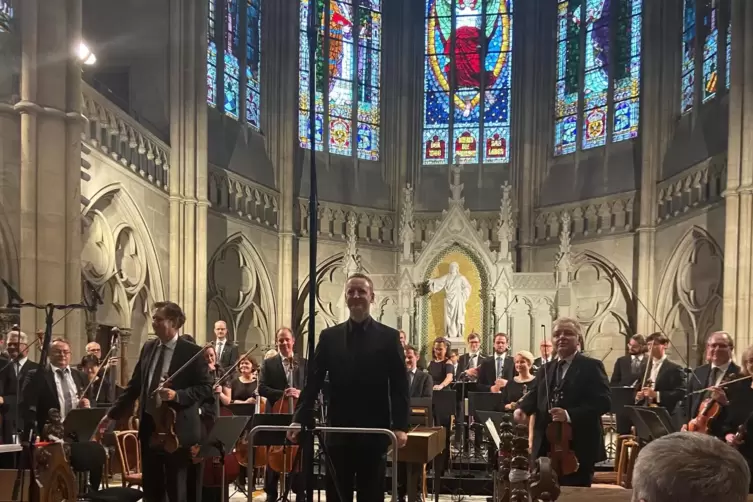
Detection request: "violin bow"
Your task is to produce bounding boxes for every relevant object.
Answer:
[213,344,260,388]
[686,374,753,396]
[541,324,551,410]
[152,341,214,396]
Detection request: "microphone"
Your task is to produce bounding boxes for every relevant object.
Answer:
[110,326,120,344]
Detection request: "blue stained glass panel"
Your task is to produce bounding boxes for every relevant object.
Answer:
[583,106,608,149]
[554,0,581,156]
[612,1,641,145]
[208,43,218,107]
[357,1,381,160]
[702,4,718,103]
[726,21,731,89]
[681,0,696,113]
[613,98,639,142]
[423,127,449,165]
[555,116,577,156]
[246,0,261,129]
[224,54,240,118]
[0,2,13,33]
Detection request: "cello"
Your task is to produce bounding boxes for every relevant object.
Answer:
[267,356,300,474]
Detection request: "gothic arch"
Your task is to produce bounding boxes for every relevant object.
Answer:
[655,226,723,365]
[0,199,19,306]
[207,233,277,349]
[81,184,165,345]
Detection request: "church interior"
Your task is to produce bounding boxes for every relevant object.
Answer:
[1,0,753,500]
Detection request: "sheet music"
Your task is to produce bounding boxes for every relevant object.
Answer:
[0,444,23,454]
[408,431,436,437]
[485,418,501,449]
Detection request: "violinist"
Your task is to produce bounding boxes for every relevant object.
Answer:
[259,327,306,502]
[514,317,611,487]
[213,321,239,371]
[80,354,113,406]
[205,345,232,408]
[721,345,753,493]
[610,334,648,434]
[200,345,232,502]
[635,332,685,417]
[96,301,213,502]
[685,331,740,438]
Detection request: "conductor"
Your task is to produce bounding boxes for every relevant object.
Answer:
[288,272,410,502]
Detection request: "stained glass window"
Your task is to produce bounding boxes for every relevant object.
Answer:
[554,0,642,156]
[299,0,382,160]
[680,0,730,114]
[0,1,14,33]
[726,15,731,90]
[206,0,262,129]
[422,0,513,165]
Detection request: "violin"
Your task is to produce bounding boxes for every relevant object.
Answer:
[545,389,579,477]
[688,372,738,434]
[267,357,300,474]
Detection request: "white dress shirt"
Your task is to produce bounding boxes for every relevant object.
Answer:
[14,357,27,375]
[709,361,731,386]
[469,353,480,369]
[50,364,80,420]
[281,354,294,386]
[648,355,667,403]
[147,333,179,390]
[215,339,226,361]
[495,352,508,378]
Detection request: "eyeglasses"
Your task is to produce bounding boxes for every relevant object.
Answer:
[708,343,730,349]
[54,350,71,356]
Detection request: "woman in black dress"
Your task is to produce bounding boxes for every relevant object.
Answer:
[501,350,536,409]
[230,356,258,404]
[428,337,454,390]
[721,345,753,493]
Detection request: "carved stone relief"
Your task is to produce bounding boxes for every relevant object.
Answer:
[293,254,349,341]
[207,233,276,349]
[655,227,723,366]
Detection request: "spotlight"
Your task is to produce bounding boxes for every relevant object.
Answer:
[77,42,97,66]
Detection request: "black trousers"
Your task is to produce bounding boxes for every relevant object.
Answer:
[558,465,594,487]
[264,466,304,501]
[325,439,387,502]
[140,443,201,502]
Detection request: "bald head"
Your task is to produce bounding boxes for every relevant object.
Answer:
[214,320,228,340]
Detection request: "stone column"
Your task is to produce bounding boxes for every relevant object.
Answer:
[168,0,209,341]
[722,0,753,347]
[118,328,132,386]
[18,0,84,343]
[634,0,666,334]
[265,0,298,329]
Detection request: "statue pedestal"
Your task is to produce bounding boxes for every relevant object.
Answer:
[447,336,466,354]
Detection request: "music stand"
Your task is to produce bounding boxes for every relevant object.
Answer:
[198,416,250,502]
[450,381,477,459]
[226,403,256,417]
[64,408,108,442]
[611,387,638,415]
[626,405,675,443]
[409,397,433,427]
[247,414,294,501]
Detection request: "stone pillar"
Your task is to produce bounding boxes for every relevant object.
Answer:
[18,0,84,342]
[118,328,132,386]
[722,0,753,347]
[168,0,209,341]
[265,0,299,329]
[634,0,665,335]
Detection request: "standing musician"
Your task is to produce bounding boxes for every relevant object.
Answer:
[457,332,486,375]
[96,301,213,502]
[467,332,515,393]
[259,327,306,502]
[213,321,239,371]
[685,331,739,437]
[200,345,232,502]
[635,332,685,418]
[288,273,409,502]
[427,337,453,390]
[515,317,611,487]
[0,330,39,449]
[80,354,114,406]
[229,356,258,404]
[721,345,753,493]
[405,345,433,399]
[533,339,555,371]
[610,334,648,434]
[501,350,536,410]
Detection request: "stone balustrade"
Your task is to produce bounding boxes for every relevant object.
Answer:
[656,154,726,223]
[298,200,395,246]
[208,164,279,230]
[81,82,170,191]
[534,192,637,243]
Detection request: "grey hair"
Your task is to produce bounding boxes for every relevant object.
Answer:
[6,330,28,344]
[632,432,750,502]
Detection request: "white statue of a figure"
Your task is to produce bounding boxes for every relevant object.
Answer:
[427,262,472,339]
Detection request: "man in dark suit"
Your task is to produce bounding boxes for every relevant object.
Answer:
[97,301,213,502]
[212,320,239,371]
[636,332,686,420]
[515,317,611,487]
[289,273,409,502]
[611,334,648,434]
[686,331,740,437]
[258,327,307,501]
[0,330,40,448]
[405,345,432,398]
[468,332,515,393]
[533,339,555,371]
[457,332,486,375]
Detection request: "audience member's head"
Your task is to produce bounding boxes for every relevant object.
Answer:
[631,432,750,502]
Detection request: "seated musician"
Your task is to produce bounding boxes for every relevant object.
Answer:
[501,350,536,410]
[23,338,107,493]
[514,317,611,487]
[258,327,307,502]
[229,356,258,404]
[427,337,453,390]
[636,332,686,420]
[96,301,213,502]
[685,331,739,437]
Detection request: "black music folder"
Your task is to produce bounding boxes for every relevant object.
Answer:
[199,416,250,459]
[64,407,108,442]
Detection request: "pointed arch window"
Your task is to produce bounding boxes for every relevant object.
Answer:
[680,0,731,115]
[421,0,514,165]
[553,0,643,156]
[298,0,383,161]
[207,0,262,130]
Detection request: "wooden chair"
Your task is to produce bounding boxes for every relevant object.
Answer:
[114,431,142,488]
[616,434,640,488]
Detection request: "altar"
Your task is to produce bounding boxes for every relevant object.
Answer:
[398,167,574,359]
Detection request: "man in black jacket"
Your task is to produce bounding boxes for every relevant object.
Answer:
[469,332,515,392]
[610,334,648,434]
[636,332,686,419]
[97,301,213,502]
[515,317,611,487]
[259,327,307,501]
[212,320,239,370]
[405,345,432,398]
[289,273,409,502]
[0,330,39,449]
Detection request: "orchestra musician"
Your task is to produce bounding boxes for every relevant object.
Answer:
[213,321,239,371]
[501,350,536,410]
[684,331,739,437]
[515,317,611,487]
[457,332,486,375]
[636,332,685,419]
[0,330,39,449]
[610,334,648,434]
[468,332,515,393]
[96,301,213,502]
[23,338,108,492]
[533,339,555,371]
[259,327,307,502]
[80,354,114,406]
[288,273,409,502]
[229,356,258,404]
[721,345,753,493]
[405,345,432,398]
[201,345,232,502]
[427,337,453,390]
